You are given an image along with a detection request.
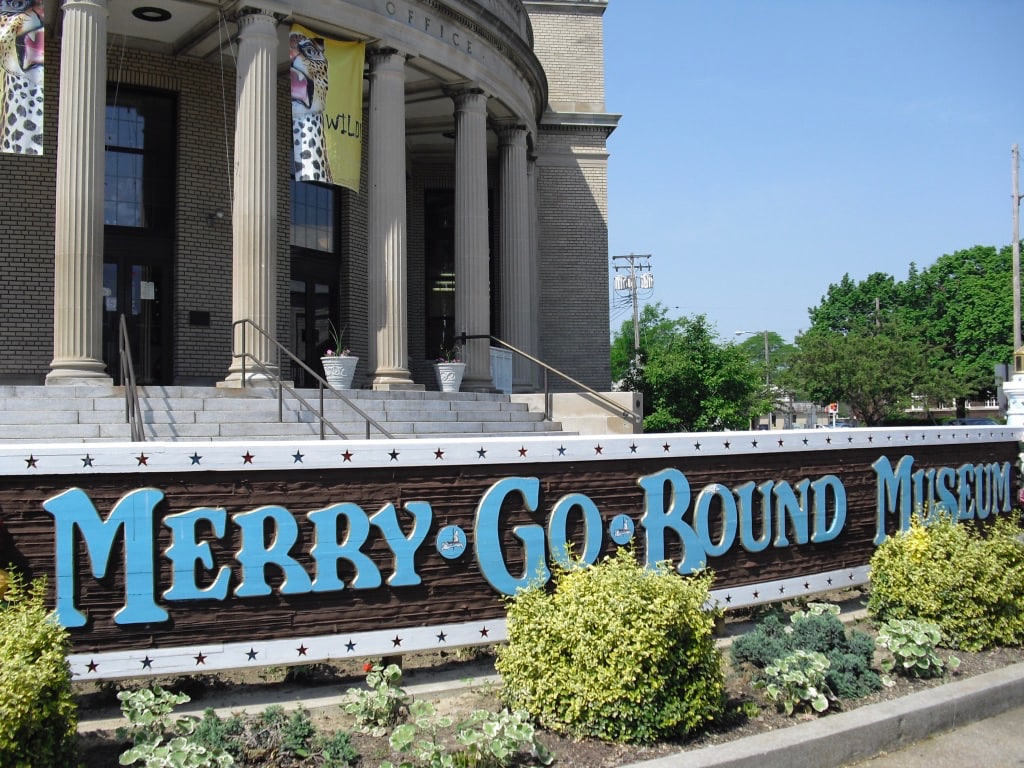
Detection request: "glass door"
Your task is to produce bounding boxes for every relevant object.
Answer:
[290,261,337,387]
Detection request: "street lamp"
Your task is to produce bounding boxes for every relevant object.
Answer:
[736,330,771,429]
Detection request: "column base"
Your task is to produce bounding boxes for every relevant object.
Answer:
[372,381,425,391]
[46,359,112,386]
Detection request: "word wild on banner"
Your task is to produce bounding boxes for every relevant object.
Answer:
[0,427,1018,679]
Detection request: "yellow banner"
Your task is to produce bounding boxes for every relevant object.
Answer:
[290,25,364,191]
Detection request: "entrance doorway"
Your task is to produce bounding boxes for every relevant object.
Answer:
[102,255,170,385]
[290,258,338,388]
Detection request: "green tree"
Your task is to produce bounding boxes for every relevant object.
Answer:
[787,327,929,426]
[612,304,766,431]
[799,246,1013,420]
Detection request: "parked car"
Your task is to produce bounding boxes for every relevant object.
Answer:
[947,417,999,426]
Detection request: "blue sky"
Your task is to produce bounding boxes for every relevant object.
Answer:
[604,0,1024,344]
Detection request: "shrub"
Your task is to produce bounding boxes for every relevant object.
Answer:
[0,571,79,767]
[868,513,1024,651]
[876,618,960,679]
[496,548,725,744]
[758,650,833,715]
[729,603,881,700]
[341,661,412,736]
[117,686,234,767]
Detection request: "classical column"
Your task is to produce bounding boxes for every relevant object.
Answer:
[222,9,279,385]
[367,49,418,390]
[497,124,534,391]
[47,0,110,384]
[527,154,542,390]
[452,89,493,391]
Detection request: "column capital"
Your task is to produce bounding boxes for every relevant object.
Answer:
[367,47,406,73]
[233,5,285,30]
[448,87,488,112]
[495,121,528,146]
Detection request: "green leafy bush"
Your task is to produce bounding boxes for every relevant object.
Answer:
[730,603,881,700]
[117,686,234,767]
[0,571,79,768]
[758,650,833,715]
[496,548,725,744]
[341,661,412,736]
[876,618,960,679]
[868,513,1024,651]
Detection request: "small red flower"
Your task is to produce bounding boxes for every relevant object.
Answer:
[363,662,373,673]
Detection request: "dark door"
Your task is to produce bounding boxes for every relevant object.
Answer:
[102,252,171,385]
[290,258,338,387]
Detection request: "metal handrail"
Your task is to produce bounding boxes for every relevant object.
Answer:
[118,315,145,442]
[230,319,393,439]
[460,333,641,427]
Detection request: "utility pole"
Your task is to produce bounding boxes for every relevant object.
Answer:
[1014,144,1021,351]
[612,254,653,370]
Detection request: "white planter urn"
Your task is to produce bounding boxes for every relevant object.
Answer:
[321,355,358,389]
[434,362,466,393]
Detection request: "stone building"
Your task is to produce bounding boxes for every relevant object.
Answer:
[0,0,617,393]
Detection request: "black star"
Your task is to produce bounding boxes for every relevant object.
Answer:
[190,453,203,465]
[751,439,758,448]
[752,590,760,599]
[477,448,487,458]
[868,435,874,443]
[693,441,701,451]
[297,645,308,656]
[724,441,731,449]
[434,448,445,460]
[827,578,834,585]
[802,438,809,445]
[292,451,304,463]
[778,585,786,594]
[629,443,638,453]
[389,449,400,461]
[345,640,356,652]
[848,436,854,443]
[887,434,893,441]
[777,439,784,447]
[724,594,732,603]
[662,442,671,452]
[194,652,207,665]
[392,635,403,648]
[24,455,37,468]
[141,656,153,669]
[825,437,832,444]
[246,648,258,661]
[848,572,856,581]
[136,453,149,466]
[557,445,567,456]
[242,451,254,464]
[86,660,99,673]
[804,582,810,590]
[342,450,353,462]
[594,444,603,454]
[479,626,490,638]
[905,434,911,441]
[81,454,94,467]
[436,632,448,643]
[518,446,528,457]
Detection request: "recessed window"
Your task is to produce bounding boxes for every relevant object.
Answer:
[291,180,335,252]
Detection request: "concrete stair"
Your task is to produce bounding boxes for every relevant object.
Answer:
[0,385,567,443]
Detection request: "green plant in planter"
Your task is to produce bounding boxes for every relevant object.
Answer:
[876,618,960,679]
[758,650,833,716]
[341,661,412,736]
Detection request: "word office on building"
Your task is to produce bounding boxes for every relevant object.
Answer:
[0,0,617,394]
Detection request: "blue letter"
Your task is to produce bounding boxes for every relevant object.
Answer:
[736,481,773,553]
[638,468,705,573]
[369,501,432,587]
[233,506,313,597]
[163,507,230,602]
[773,479,809,547]
[548,493,602,567]
[694,483,737,558]
[475,477,549,595]
[810,475,846,543]
[872,455,915,544]
[308,502,381,591]
[43,487,167,627]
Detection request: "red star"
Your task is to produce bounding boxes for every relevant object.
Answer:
[136,453,148,466]
[479,626,490,638]
[341,450,353,462]
[194,652,207,665]
[86,660,99,673]
[434,448,445,460]
[518,446,528,457]
[242,452,254,464]
[25,455,37,468]
[594,445,603,454]
[296,644,308,656]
